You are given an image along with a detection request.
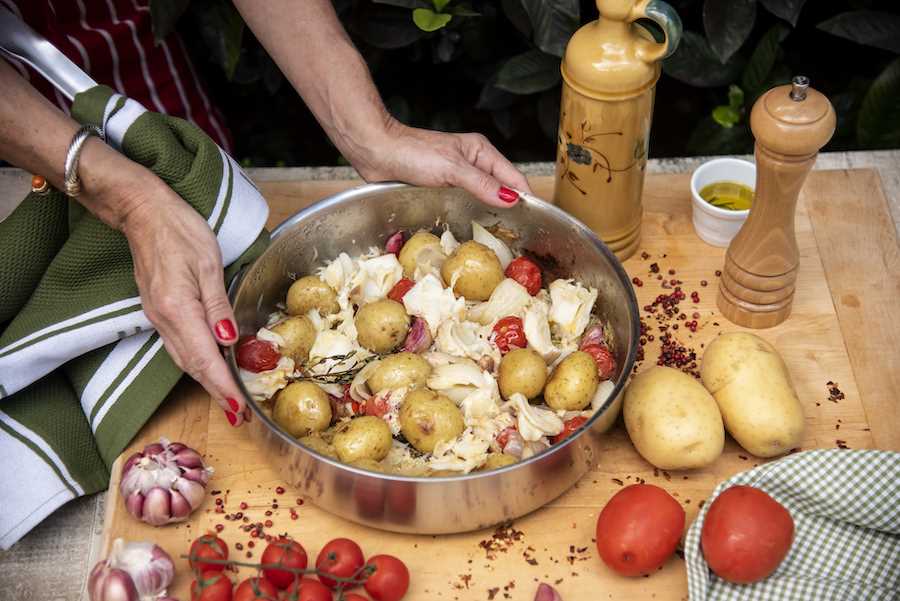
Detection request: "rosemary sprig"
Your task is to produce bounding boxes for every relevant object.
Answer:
[295,350,377,386]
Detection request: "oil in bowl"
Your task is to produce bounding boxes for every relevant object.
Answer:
[699,180,754,211]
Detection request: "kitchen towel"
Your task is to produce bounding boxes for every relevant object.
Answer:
[0,85,269,549]
[685,449,900,601]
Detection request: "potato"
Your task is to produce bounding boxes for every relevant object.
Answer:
[349,458,386,472]
[271,316,317,363]
[701,333,804,458]
[273,382,333,438]
[498,348,548,400]
[368,352,432,394]
[299,434,338,459]
[333,416,393,463]
[479,453,517,471]
[286,275,339,316]
[544,351,599,411]
[441,241,504,301]
[355,299,411,354]
[398,231,442,277]
[399,388,465,453]
[623,366,724,470]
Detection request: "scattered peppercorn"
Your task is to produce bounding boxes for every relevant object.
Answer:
[650,263,660,273]
[275,486,285,494]
[632,277,643,287]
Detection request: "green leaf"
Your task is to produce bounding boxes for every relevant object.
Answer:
[501,0,532,38]
[758,0,806,27]
[740,23,789,94]
[712,105,741,127]
[448,5,481,17]
[663,31,744,88]
[373,0,427,8]
[350,4,425,49]
[149,0,190,43]
[520,0,580,58]
[495,50,561,94]
[687,117,754,155]
[413,8,452,31]
[191,0,244,79]
[817,11,900,54]
[703,0,757,64]
[432,0,451,12]
[858,57,900,148]
[477,72,519,110]
[728,84,744,108]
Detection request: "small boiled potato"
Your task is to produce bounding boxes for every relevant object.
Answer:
[333,415,393,463]
[544,351,600,411]
[273,382,333,438]
[299,434,338,459]
[271,316,317,363]
[399,388,465,453]
[286,275,339,316]
[498,348,548,400]
[355,299,411,354]
[368,352,432,394]
[398,231,442,277]
[441,241,504,301]
[349,458,386,473]
[479,453,517,471]
[701,333,804,458]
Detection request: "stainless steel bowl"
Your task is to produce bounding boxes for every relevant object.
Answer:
[226,182,639,534]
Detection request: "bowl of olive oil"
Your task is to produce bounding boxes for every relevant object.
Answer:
[690,158,755,247]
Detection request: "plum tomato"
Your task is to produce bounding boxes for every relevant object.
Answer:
[236,336,281,372]
[492,316,527,354]
[701,485,794,584]
[233,577,278,601]
[364,554,410,601]
[316,538,366,589]
[261,537,308,590]
[595,484,685,576]
[284,578,333,601]
[581,344,617,380]
[551,416,588,444]
[504,257,542,296]
[387,278,415,303]
[191,570,233,601]
[189,534,229,573]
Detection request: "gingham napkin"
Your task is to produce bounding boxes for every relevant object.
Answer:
[685,449,900,600]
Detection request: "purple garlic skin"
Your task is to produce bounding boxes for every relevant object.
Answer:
[385,230,406,255]
[88,539,175,601]
[534,583,563,601]
[120,438,213,526]
[88,564,138,601]
[401,317,433,354]
[579,322,606,349]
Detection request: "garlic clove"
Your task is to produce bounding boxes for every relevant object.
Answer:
[172,447,204,469]
[170,490,192,520]
[143,442,166,457]
[534,582,563,601]
[124,492,144,521]
[180,466,210,484]
[175,477,206,508]
[142,488,172,526]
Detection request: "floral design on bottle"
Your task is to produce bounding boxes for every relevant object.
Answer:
[557,110,644,194]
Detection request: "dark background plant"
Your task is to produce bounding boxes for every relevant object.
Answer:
[153,0,900,167]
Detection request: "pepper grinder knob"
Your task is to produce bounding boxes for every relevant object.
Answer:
[717,76,835,328]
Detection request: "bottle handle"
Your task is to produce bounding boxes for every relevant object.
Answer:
[629,0,682,63]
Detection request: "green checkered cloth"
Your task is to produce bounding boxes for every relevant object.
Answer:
[0,85,269,549]
[685,449,900,600]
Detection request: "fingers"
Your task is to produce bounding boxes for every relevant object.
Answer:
[447,160,514,209]
[196,254,239,347]
[462,133,533,195]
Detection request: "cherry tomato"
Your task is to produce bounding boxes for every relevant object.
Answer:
[189,534,229,573]
[387,278,415,303]
[504,256,542,296]
[492,316,527,354]
[551,416,588,444]
[261,537,308,590]
[236,336,281,372]
[364,555,410,601]
[341,595,368,601]
[365,394,391,418]
[595,484,685,576]
[581,344,617,380]
[233,577,279,601]
[495,427,517,450]
[316,538,366,589]
[191,571,233,601]
[284,578,333,601]
[339,385,362,416]
[701,485,794,584]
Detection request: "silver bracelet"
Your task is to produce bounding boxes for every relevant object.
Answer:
[63,124,105,197]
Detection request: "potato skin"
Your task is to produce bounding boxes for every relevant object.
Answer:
[441,241,504,301]
[355,299,411,354]
[299,434,338,459]
[398,231,442,277]
[271,316,317,363]
[286,275,339,316]
[544,351,600,411]
[369,352,432,394]
[399,388,465,453]
[701,333,804,458]
[624,366,724,470]
[333,416,393,463]
[479,453,517,471]
[273,382,333,438]
[498,348,548,400]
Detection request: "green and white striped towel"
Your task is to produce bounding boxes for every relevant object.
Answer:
[685,449,900,600]
[0,85,269,549]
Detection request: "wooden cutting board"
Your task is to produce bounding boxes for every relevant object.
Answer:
[100,169,899,601]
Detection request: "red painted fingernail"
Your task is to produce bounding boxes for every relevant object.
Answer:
[227,397,240,412]
[215,319,237,342]
[498,186,519,203]
[225,410,238,426]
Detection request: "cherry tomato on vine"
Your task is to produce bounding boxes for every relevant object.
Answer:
[551,416,588,444]
[341,594,368,601]
[234,577,279,601]
[236,336,281,372]
[492,316,527,354]
[504,257,542,296]
[364,554,410,601]
[284,578,333,601]
[261,537,308,590]
[189,534,229,573]
[316,538,366,589]
[191,570,233,601]
[387,278,415,303]
[581,344,617,380]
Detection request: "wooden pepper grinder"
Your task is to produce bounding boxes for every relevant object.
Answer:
[717,76,835,328]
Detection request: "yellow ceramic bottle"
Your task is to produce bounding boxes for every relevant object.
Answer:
[554,0,681,260]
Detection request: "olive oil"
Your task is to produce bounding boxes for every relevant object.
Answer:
[699,181,754,211]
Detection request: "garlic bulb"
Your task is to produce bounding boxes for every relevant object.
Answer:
[88,538,175,601]
[120,438,213,526]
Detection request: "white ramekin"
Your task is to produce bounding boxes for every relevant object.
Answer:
[690,158,755,247]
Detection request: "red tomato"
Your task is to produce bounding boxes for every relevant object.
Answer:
[551,416,588,444]
[284,578,333,601]
[365,394,391,418]
[342,595,369,601]
[236,336,281,372]
[495,427,517,450]
[233,577,278,601]
[492,316,527,354]
[595,484,685,576]
[701,485,794,584]
[316,538,366,589]
[581,344,617,380]
[387,278,415,303]
[504,257,542,296]
[364,555,410,601]
[261,537,308,590]
[189,534,229,573]
[191,571,233,601]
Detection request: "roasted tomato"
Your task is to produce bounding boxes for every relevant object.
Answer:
[189,533,229,573]
[365,394,391,418]
[364,554,410,601]
[261,537,308,590]
[236,336,281,372]
[387,278,415,303]
[316,538,366,589]
[492,316,527,354]
[233,577,278,601]
[504,256,542,296]
[191,571,233,601]
[581,344,617,380]
[551,416,588,444]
